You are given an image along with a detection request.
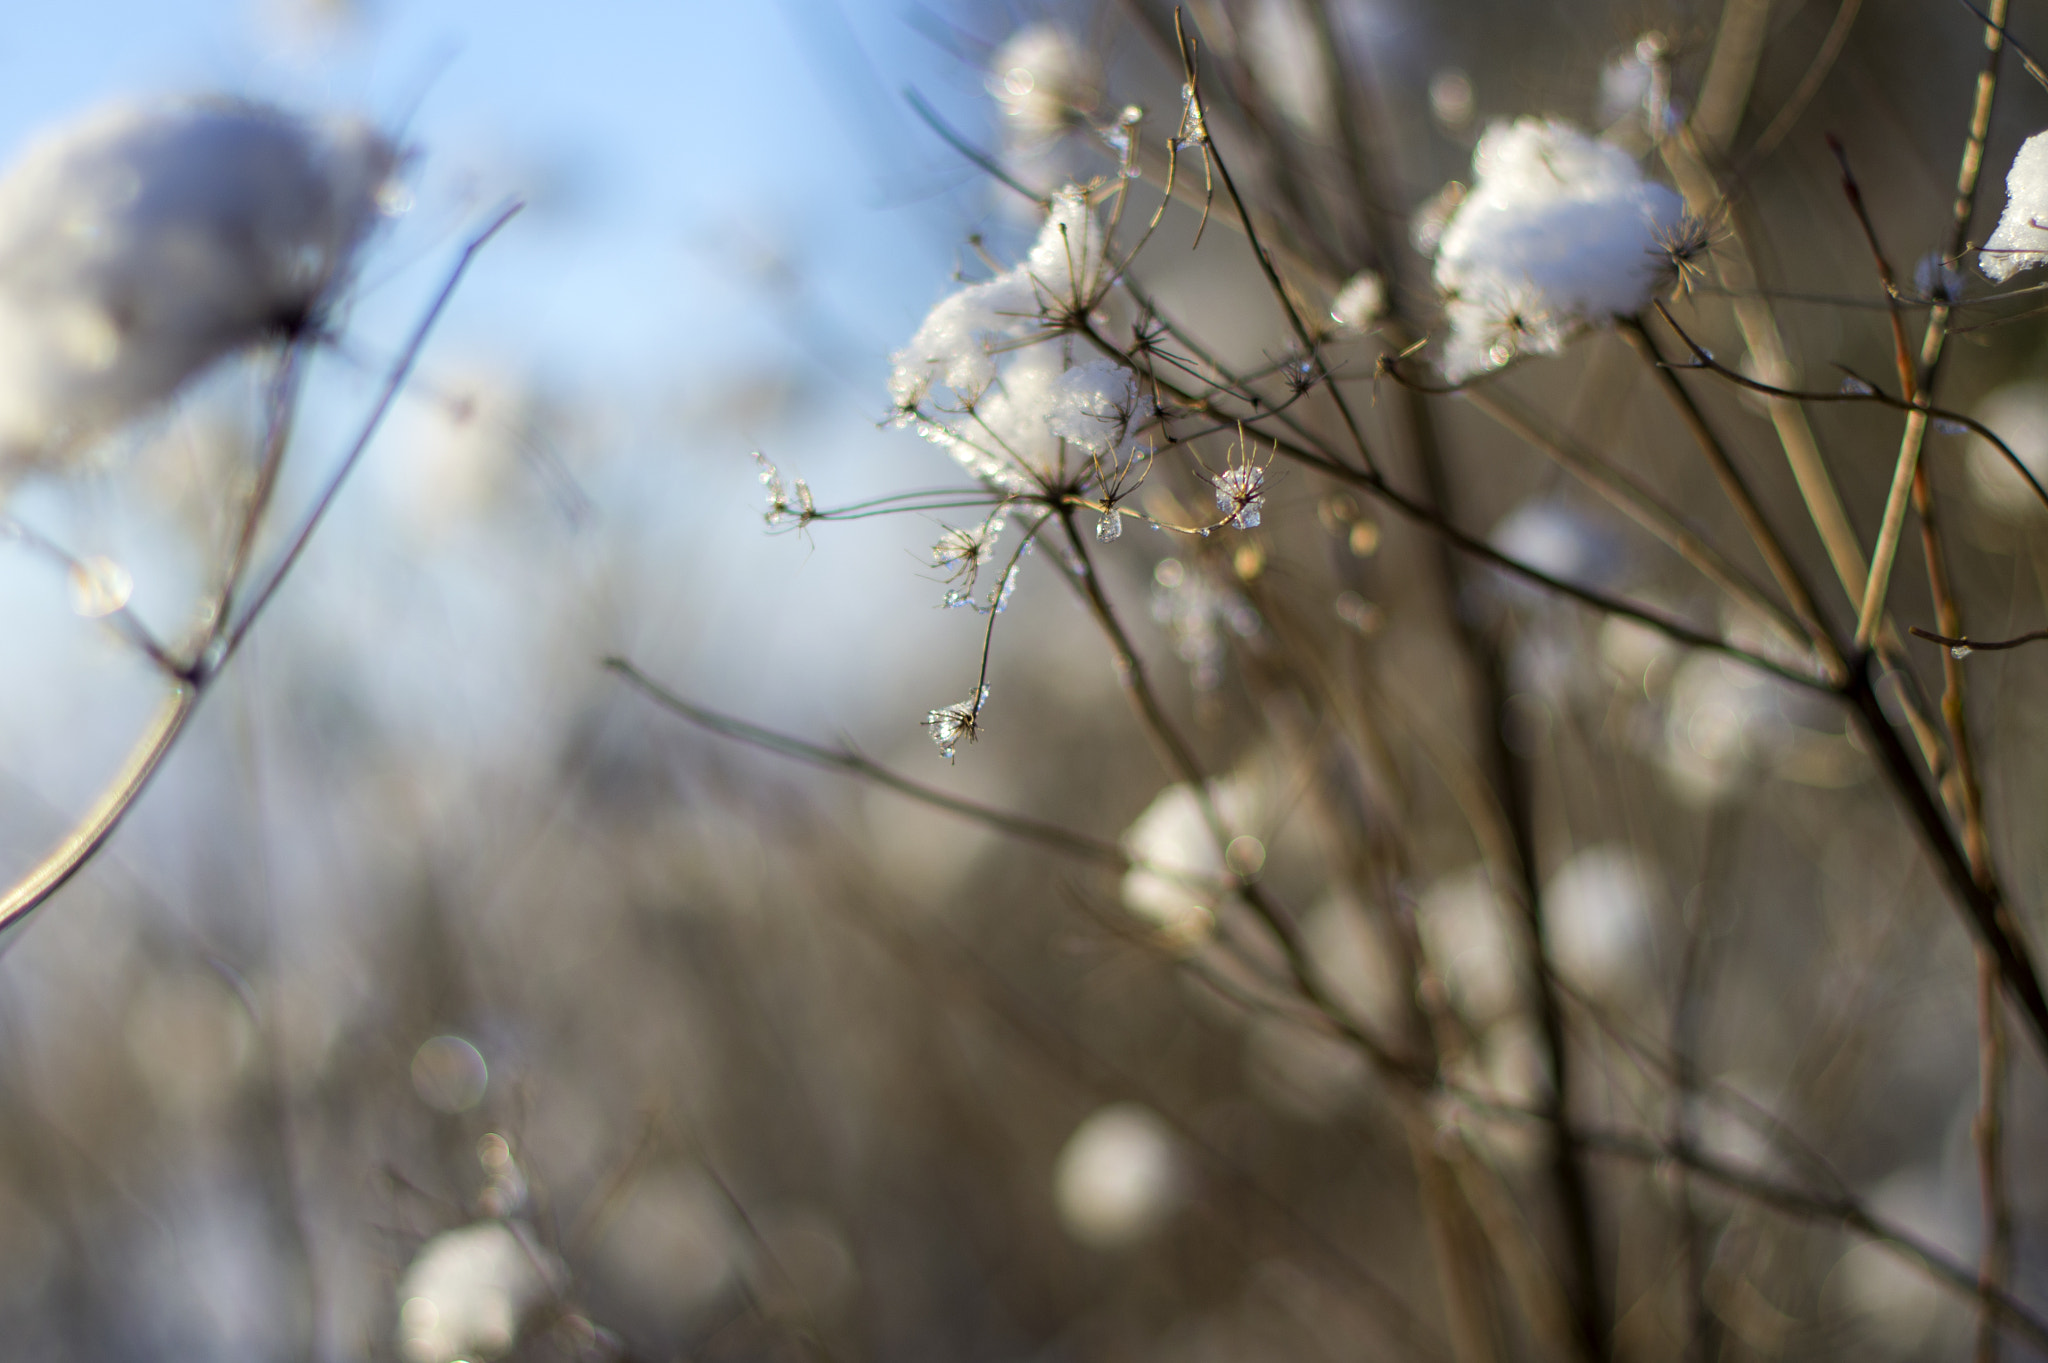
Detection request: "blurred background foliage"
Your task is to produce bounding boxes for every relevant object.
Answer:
[2,1,2048,1360]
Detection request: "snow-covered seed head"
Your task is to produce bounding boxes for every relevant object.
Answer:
[930,508,1007,602]
[0,96,400,473]
[1428,118,1686,380]
[924,686,989,760]
[1213,462,1266,530]
[754,451,816,528]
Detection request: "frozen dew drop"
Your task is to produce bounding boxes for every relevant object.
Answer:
[1840,377,1876,397]
[1934,417,1968,436]
[1096,509,1122,541]
[1951,644,1973,660]
[67,555,132,618]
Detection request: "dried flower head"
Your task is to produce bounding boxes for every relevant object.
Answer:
[1213,462,1266,530]
[930,508,1008,602]
[1652,215,1716,296]
[754,451,815,528]
[924,686,989,760]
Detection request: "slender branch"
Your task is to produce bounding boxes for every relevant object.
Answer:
[1619,316,1844,678]
[1460,383,1810,658]
[1855,0,2010,649]
[603,656,1130,869]
[1910,625,2048,653]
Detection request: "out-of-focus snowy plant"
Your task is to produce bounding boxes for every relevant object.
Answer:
[398,1220,562,1363]
[1328,270,1385,333]
[0,97,398,477]
[1430,118,1687,379]
[1542,844,1657,998]
[1052,1103,1183,1248]
[1416,868,1520,1027]
[988,24,1101,190]
[1597,33,1676,138]
[1119,771,1264,949]
[1965,381,2048,520]
[1242,0,1332,134]
[1150,555,1261,692]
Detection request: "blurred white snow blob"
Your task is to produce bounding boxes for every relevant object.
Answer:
[1964,381,2048,520]
[1542,845,1656,996]
[1053,1103,1183,1248]
[1329,271,1386,332]
[1243,0,1332,133]
[1119,774,1262,949]
[1303,895,1405,1036]
[989,25,1095,137]
[1417,868,1520,1024]
[988,25,1099,192]
[0,96,397,478]
[1430,119,1685,379]
[398,1220,561,1363]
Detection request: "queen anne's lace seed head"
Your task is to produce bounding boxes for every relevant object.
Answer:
[924,686,989,760]
[1213,463,1265,529]
[931,509,1007,601]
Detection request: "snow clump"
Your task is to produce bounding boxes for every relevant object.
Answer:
[0,96,398,476]
[1430,118,1686,380]
[891,189,1154,491]
[1981,131,2048,283]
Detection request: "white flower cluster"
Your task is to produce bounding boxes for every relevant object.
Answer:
[889,189,1152,491]
[1982,130,2048,283]
[0,96,398,475]
[1430,119,1685,380]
